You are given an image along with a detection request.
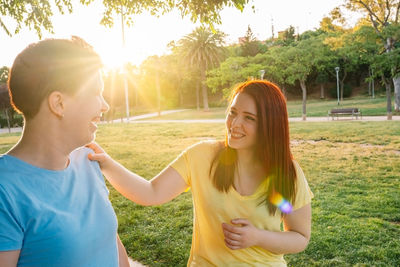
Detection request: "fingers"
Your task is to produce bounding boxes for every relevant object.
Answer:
[85,142,103,153]
[222,222,244,250]
[223,228,241,241]
[222,222,243,235]
[223,231,242,250]
[231,218,249,226]
[224,238,241,250]
[88,153,102,162]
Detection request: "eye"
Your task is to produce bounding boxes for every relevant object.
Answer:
[228,110,237,116]
[246,116,256,121]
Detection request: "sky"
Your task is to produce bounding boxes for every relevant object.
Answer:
[0,0,346,68]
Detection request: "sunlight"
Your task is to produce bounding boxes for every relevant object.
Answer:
[100,47,127,71]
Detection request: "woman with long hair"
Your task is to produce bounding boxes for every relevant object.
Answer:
[89,80,313,266]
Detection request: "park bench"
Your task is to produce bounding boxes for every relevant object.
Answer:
[328,108,362,120]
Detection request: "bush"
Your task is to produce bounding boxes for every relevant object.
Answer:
[0,115,23,128]
[329,84,353,98]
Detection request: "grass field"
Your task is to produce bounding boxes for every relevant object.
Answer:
[0,121,399,266]
[141,96,397,120]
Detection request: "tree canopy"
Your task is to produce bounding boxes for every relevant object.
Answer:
[0,0,252,38]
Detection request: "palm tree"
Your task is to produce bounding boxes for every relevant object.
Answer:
[178,27,226,111]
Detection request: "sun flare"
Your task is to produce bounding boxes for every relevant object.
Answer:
[99,47,127,70]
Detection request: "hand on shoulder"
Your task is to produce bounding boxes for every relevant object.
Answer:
[86,142,111,169]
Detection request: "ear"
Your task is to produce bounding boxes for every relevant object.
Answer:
[47,91,65,119]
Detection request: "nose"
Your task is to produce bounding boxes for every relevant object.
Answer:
[230,115,243,129]
[101,96,110,113]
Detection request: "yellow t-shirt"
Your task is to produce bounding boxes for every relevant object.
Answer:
[170,140,313,267]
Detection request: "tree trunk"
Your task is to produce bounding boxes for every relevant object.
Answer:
[320,83,325,99]
[156,72,161,116]
[281,86,287,100]
[382,75,392,120]
[300,80,307,121]
[196,81,200,111]
[179,89,183,107]
[200,67,209,111]
[5,108,11,133]
[340,70,347,102]
[368,67,372,96]
[393,76,400,112]
[384,37,398,112]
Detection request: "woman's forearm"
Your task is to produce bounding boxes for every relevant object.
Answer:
[255,229,310,254]
[101,157,188,206]
[101,158,157,205]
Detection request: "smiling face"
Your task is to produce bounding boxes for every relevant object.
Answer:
[62,71,109,147]
[226,92,258,152]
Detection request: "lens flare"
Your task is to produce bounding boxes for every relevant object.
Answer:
[270,192,293,214]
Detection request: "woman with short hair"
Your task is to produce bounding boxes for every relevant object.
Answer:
[0,37,129,267]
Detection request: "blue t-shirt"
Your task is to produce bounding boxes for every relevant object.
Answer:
[0,147,119,267]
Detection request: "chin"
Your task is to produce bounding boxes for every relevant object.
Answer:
[88,132,96,144]
[227,139,239,149]
[78,133,96,148]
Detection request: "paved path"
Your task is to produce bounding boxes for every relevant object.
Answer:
[110,109,189,123]
[128,258,147,267]
[1,114,399,134]
[127,115,400,124]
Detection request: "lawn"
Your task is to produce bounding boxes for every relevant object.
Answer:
[142,96,396,120]
[0,121,399,266]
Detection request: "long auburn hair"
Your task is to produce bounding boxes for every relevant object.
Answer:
[211,80,297,215]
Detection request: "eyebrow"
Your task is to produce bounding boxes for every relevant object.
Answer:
[231,107,257,117]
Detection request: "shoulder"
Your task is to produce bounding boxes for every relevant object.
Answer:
[171,140,223,169]
[70,147,94,161]
[292,160,305,179]
[0,155,24,184]
[292,159,312,193]
[183,140,223,159]
[186,140,223,153]
[69,147,102,177]
[70,147,99,168]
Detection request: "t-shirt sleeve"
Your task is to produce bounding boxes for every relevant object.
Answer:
[169,146,192,187]
[0,185,23,251]
[292,161,314,211]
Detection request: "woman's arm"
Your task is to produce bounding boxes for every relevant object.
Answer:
[0,250,20,267]
[222,204,311,254]
[117,235,130,267]
[87,143,188,206]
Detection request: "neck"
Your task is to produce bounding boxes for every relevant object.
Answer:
[236,148,259,168]
[236,148,265,178]
[234,148,265,196]
[7,118,73,170]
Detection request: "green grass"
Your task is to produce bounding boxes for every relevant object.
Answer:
[0,121,399,266]
[142,96,396,120]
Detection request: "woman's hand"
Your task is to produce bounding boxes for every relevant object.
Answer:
[222,218,261,250]
[86,142,111,169]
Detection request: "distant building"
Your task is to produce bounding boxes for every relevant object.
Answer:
[238,37,247,44]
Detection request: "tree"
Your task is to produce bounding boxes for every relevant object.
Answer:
[276,25,297,46]
[343,0,400,111]
[257,46,292,96]
[1,0,251,38]
[282,39,317,120]
[206,56,264,98]
[239,25,261,57]
[307,32,339,99]
[177,27,226,111]
[0,66,9,83]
